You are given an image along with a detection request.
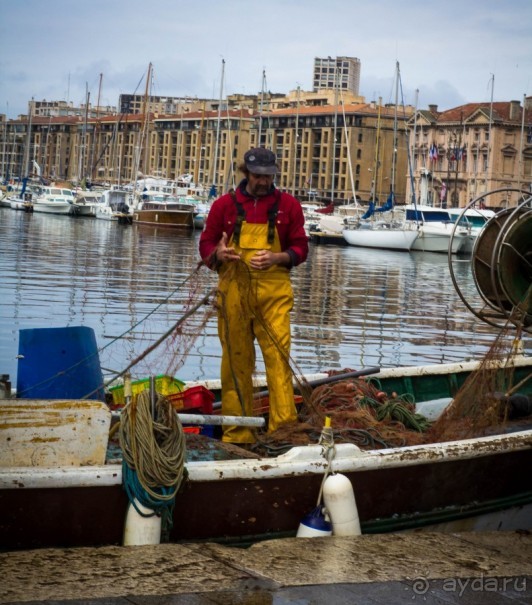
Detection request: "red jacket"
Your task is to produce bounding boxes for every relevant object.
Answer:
[199,181,309,269]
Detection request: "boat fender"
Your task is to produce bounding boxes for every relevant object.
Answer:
[296,506,332,538]
[123,498,162,546]
[323,473,361,536]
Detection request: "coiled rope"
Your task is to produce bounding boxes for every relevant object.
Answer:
[119,389,187,538]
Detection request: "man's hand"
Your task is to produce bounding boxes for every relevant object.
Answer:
[250,250,290,270]
[216,232,241,263]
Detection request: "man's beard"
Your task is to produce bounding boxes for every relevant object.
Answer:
[249,183,271,197]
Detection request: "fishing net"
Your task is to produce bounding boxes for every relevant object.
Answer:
[209,260,437,454]
[252,372,430,456]
[107,254,530,456]
[428,303,531,443]
[99,262,217,395]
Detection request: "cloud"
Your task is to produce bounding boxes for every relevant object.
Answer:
[1,0,531,118]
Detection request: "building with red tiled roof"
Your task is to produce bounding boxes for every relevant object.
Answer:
[2,94,529,209]
[407,98,532,208]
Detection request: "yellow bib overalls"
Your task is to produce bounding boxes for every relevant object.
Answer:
[217,219,297,443]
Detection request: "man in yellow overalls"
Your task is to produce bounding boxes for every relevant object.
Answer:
[199,148,309,444]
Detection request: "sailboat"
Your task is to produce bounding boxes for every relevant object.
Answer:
[343,63,419,251]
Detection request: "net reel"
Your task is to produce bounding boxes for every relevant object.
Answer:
[449,188,532,333]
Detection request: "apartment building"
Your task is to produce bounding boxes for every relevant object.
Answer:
[2,95,530,208]
[313,56,361,96]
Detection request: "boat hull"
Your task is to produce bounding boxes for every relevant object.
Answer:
[411,227,468,254]
[133,209,194,228]
[343,227,418,251]
[1,357,531,550]
[1,431,531,550]
[32,202,72,215]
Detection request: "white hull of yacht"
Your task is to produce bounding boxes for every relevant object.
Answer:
[343,225,418,251]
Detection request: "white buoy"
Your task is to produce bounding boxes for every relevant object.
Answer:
[322,473,361,536]
[296,506,332,537]
[123,498,161,546]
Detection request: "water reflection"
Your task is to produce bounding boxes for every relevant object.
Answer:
[0,207,528,386]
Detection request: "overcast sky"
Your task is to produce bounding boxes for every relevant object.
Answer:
[1,0,531,119]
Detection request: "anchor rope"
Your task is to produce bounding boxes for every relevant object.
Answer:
[316,421,336,507]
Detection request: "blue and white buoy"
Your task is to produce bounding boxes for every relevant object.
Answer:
[296,505,333,537]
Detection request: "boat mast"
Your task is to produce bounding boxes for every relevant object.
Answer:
[330,65,339,201]
[90,72,103,181]
[1,103,7,182]
[372,97,382,204]
[339,88,357,205]
[391,61,400,194]
[485,74,494,195]
[291,85,300,196]
[211,58,225,196]
[141,63,152,177]
[78,83,89,184]
[258,69,266,145]
[22,98,33,181]
[411,88,419,203]
[517,93,526,191]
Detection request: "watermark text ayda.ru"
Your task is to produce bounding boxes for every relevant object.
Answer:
[409,574,527,598]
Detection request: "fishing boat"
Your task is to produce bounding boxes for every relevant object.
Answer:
[0,353,531,551]
[1,192,530,551]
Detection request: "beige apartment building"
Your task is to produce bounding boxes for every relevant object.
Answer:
[407,98,532,208]
[0,98,412,203]
[2,96,530,208]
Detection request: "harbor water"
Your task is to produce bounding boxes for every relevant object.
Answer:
[0,207,529,389]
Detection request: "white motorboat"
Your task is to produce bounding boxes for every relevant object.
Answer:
[32,186,75,215]
[8,193,34,212]
[402,204,470,254]
[447,207,496,253]
[70,190,103,217]
[93,188,133,223]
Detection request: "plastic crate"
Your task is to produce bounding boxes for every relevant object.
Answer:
[168,385,215,414]
[109,374,185,406]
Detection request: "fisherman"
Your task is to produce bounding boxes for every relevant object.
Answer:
[199,147,309,445]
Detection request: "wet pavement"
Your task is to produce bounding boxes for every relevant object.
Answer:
[1,531,531,604]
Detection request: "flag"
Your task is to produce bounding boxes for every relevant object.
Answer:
[429,143,438,162]
[440,182,447,202]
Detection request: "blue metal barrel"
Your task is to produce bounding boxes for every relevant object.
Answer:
[16,326,105,401]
